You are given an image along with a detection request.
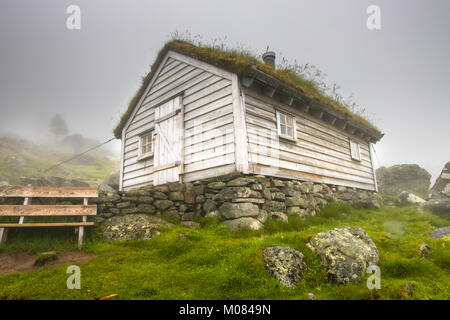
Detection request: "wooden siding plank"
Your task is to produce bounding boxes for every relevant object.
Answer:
[248,143,373,179]
[247,135,373,174]
[184,95,233,122]
[252,164,376,191]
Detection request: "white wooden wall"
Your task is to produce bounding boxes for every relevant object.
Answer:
[242,89,377,191]
[121,52,236,190]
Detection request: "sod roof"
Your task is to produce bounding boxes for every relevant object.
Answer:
[114,40,382,140]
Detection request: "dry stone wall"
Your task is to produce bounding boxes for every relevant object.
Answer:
[0,173,380,229]
[96,173,380,229]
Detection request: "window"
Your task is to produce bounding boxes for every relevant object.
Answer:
[276,110,297,141]
[350,140,361,161]
[138,131,154,160]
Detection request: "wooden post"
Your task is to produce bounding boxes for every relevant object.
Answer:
[0,227,7,245]
[78,198,88,250]
[19,184,32,224]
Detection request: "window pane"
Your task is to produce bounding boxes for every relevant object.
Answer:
[281,125,286,135]
[287,127,293,137]
[280,114,286,124]
[286,116,293,126]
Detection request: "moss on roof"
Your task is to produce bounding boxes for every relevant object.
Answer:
[114,40,382,139]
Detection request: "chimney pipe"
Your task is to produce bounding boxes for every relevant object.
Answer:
[262,51,276,67]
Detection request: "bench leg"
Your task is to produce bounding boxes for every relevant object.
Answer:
[77,226,84,250]
[0,228,8,245]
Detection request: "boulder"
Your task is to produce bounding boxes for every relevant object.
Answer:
[221,217,262,231]
[307,227,380,284]
[219,202,259,219]
[376,164,431,196]
[398,191,425,205]
[262,246,307,288]
[429,226,450,240]
[423,198,450,218]
[101,214,173,241]
[428,162,450,199]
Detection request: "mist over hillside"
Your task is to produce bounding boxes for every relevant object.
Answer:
[0,134,119,186]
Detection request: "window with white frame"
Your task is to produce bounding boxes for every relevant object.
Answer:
[139,131,154,159]
[276,110,297,141]
[349,140,361,161]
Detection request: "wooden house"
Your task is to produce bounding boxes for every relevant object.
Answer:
[115,41,383,191]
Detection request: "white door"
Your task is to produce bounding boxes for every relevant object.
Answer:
[153,96,184,185]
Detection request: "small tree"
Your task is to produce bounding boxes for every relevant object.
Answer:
[49,114,69,139]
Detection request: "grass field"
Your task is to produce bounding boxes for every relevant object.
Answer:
[0,203,449,300]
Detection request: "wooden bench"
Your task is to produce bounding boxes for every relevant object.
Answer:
[0,186,98,249]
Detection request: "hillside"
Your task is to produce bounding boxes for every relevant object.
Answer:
[0,135,119,186]
[0,203,449,300]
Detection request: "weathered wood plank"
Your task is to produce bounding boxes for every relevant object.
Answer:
[0,205,97,216]
[0,222,95,228]
[0,187,98,198]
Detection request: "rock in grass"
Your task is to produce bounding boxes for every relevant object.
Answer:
[429,226,450,240]
[34,251,58,266]
[307,227,379,285]
[419,243,432,258]
[101,214,173,241]
[221,217,262,231]
[262,246,307,288]
[307,293,317,300]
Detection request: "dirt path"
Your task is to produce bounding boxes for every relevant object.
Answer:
[0,251,96,275]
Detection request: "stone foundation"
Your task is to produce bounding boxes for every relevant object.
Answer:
[0,173,380,229]
[100,174,379,228]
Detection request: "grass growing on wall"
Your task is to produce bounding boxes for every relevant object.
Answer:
[0,204,449,300]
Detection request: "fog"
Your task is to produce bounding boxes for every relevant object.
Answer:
[1,0,449,182]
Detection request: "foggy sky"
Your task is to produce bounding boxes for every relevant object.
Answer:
[1,0,449,183]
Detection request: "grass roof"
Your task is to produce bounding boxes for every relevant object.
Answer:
[114,40,382,139]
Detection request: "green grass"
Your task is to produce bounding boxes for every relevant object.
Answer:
[0,204,449,300]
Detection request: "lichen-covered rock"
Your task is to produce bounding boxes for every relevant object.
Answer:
[136,204,156,214]
[307,227,379,284]
[226,177,255,187]
[219,202,259,219]
[221,217,262,231]
[268,212,288,223]
[429,226,450,240]
[101,214,173,241]
[285,196,307,208]
[153,199,174,210]
[262,246,307,288]
[207,181,226,190]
